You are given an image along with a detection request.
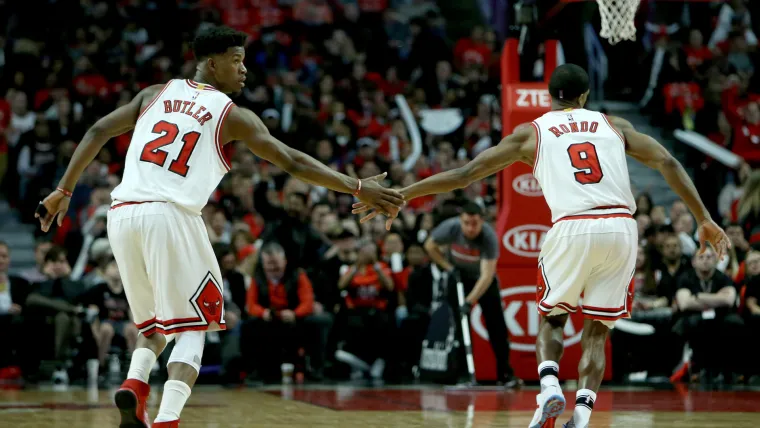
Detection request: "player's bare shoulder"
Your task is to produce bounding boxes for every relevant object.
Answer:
[136,84,166,111]
[605,115,635,136]
[508,121,538,164]
[220,105,268,145]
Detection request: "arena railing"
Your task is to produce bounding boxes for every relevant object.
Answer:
[395,95,423,172]
[673,129,743,169]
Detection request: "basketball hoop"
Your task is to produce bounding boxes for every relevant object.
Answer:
[596,0,641,45]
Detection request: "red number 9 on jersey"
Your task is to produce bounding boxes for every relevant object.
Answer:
[567,142,603,185]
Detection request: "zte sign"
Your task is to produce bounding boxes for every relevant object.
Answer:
[514,89,551,108]
[470,286,582,352]
[503,224,549,257]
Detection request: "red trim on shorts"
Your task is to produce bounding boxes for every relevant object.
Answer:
[602,114,627,148]
[582,312,630,321]
[580,303,630,320]
[531,121,541,176]
[135,317,157,330]
[582,304,625,312]
[142,323,227,337]
[581,269,635,322]
[538,300,579,314]
[536,261,580,315]
[137,315,228,336]
[110,201,164,211]
[215,101,235,171]
[136,316,203,330]
[556,302,579,312]
[138,81,173,121]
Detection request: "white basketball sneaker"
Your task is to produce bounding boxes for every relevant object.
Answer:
[528,385,566,428]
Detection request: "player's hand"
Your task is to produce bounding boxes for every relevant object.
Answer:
[355,173,405,221]
[9,303,22,315]
[697,219,731,259]
[35,188,71,233]
[262,309,272,322]
[352,183,407,231]
[280,309,296,323]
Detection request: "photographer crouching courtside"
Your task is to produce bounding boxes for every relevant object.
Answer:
[425,202,521,387]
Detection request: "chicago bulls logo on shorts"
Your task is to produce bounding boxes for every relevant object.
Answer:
[190,272,225,326]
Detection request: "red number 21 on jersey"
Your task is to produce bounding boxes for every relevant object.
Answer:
[567,142,603,184]
[140,120,200,177]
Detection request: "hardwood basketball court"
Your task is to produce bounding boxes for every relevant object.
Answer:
[1,384,758,427]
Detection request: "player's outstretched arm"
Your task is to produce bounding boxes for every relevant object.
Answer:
[402,124,535,201]
[352,123,535,227]
[225,106,404,216]
[36,85,163,232]
[611,115,730,257]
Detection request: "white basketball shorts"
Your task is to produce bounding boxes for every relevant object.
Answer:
[536,215,638,327]
[107,201,226,336]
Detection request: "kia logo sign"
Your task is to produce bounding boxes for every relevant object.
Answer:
[512,174,542,197]
[503,224,549,257]
[470,286,582,352]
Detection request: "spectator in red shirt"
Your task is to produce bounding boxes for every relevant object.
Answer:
[242,242,315,382]
[722,75,760,166]
[737,170,760,245]
[684,29,712,78]
[453,26,491,70]
[335,241,394,380]
[294,0,334,27]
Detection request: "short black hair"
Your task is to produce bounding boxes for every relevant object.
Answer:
[462,202,484,217]
[192,26,248,60]
[44,246,67,264]
[548,64,589,103]
[261,241,286,256]
[35,237,52,249]
[311,201,331,214]
[213,243,234,262]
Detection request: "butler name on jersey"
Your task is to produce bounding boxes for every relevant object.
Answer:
[111,79,235,214]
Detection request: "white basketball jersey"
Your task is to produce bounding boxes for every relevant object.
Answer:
[111,79,235,214]
[532,109,636,223]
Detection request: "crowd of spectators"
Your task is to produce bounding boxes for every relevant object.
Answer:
[0,0,505,385]
[617,193,760,385]
[607,0,760,385]
[2,0,760,388]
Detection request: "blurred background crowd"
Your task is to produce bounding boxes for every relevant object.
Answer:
[0,0,760,388]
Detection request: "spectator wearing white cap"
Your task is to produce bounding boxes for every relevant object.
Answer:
[82,237,114,288]
[71,205,110,282]
[261,108,294,146]
[346,137,386,178]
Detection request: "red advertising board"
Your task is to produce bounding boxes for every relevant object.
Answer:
[470,40,612,382]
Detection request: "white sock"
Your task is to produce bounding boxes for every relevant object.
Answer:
[538,360,560,391]
[573,389,596,425]
[155,380,191,423]
[127,348,158,383]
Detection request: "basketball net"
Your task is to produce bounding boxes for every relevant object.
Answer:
[596,0,641,45]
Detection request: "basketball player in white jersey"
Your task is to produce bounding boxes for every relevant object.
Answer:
[354,64,730,428]
[34,27,404,428]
